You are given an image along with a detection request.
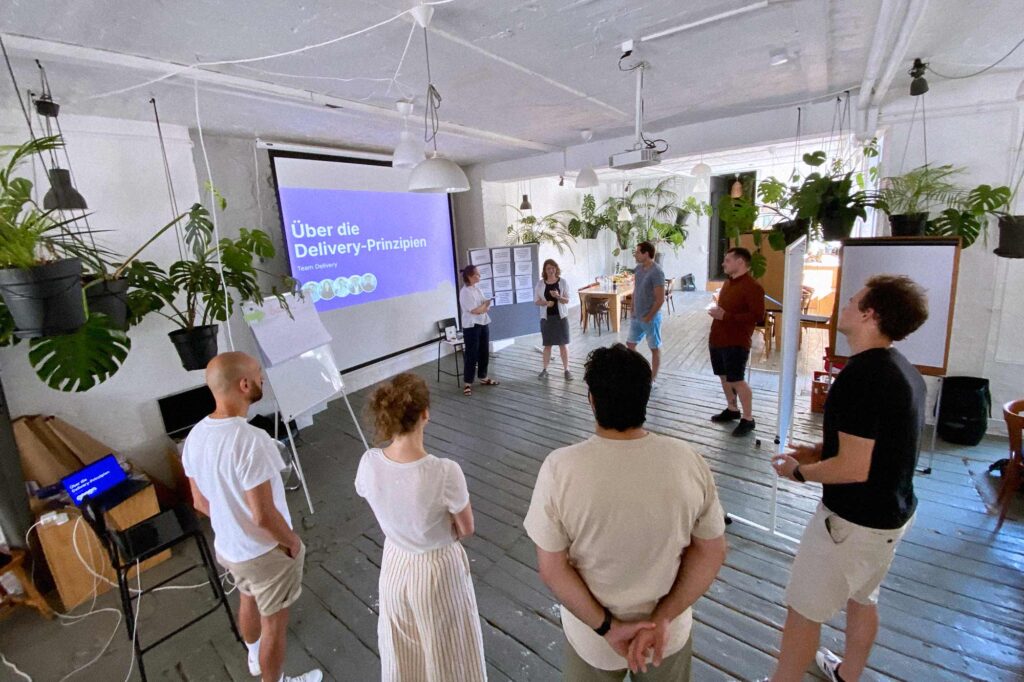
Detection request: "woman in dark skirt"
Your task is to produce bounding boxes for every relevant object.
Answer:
[533,259,572,380]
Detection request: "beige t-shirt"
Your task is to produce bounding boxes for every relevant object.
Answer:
[523,432,725,671]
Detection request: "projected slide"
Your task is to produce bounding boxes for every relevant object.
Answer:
[279,187,454,313]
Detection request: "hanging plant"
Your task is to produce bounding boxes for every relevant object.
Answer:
[28,314,130,392]
[505,208,577,256]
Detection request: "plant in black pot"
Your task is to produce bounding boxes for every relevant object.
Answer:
[991,141,1024,258]
[567,194,613,240]
[876,164,971,237]
[787,151,873,242]
[505,208,577,256]
[125,201,292,371]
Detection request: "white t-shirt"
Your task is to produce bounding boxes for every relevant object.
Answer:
[459,285,491,328]
[524,432,726,671]
[354,449,470,554]
[182,417,292,563]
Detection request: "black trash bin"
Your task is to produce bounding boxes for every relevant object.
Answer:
[936,376,992,446]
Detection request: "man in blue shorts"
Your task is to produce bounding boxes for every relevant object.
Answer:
[627,241,666,387]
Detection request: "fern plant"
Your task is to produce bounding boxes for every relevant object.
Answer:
[876,165,969,216]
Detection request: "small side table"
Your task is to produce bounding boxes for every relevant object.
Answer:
[0,548,54,619]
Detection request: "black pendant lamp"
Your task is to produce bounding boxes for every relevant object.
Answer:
[520,194,532,210]
[43,168,87,210]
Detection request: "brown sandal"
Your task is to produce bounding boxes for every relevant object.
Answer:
[479,378,500,386]
[463,384,473,396]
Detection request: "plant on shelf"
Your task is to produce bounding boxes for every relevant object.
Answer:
[0,135,132,391]
[505,207,577,256]
[992,131,1024,257]
[126,196,294,371]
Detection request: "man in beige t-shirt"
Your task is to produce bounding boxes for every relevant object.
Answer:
[524,344,727,680]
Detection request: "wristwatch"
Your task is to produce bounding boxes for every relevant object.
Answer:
[792,465,806,483]
[593,607,613,636]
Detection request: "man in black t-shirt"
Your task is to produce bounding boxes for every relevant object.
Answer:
[766,275,928,682]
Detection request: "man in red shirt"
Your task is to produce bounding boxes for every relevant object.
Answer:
[707,247,765,437]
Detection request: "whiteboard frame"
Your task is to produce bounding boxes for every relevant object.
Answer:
[829,237,960,376]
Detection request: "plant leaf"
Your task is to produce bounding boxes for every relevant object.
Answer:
[803,151,827,167]
[28,314,130,392]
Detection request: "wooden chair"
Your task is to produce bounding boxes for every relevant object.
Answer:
[663,278,676,315]
[754,312,776,357]
[996,399,1024,532]
[0,548,53,620]
[621,294,633,320]
[585,297,610,336]
[578,283,599,325]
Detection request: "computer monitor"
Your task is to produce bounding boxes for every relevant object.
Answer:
[158,384,216,438]
[61,454,128,506]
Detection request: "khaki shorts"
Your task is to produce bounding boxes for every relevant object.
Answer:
[220,543,305,617]
[786,504,912,623]
[563,633,692,682]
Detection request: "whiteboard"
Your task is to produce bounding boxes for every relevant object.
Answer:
[777,236,807,453]
[832,238,960,375]
[264,344,345,421]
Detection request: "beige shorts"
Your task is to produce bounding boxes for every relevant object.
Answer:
[786,504,912,623]
[220,543,305,617]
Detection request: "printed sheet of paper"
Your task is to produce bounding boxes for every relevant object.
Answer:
[514,275,533,290]
[478,279,494,299]
[492,261,512,277]
[242,294,332,366]
[493,290,514,306]
[514,247,532,262]
[476,263,493,279]
[515,261,533,276]
[491,248,511,263]
[515,288,535,304]
[470,249,491,265]
[493,276,513,291]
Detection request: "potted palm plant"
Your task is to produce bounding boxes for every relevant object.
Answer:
[125,201,292,370]
[993,141,1024,258]
[877,165,973,237]
[505,208,577,256]
[0,136,90,337]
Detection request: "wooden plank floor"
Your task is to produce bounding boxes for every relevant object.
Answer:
[3,292,1022,681]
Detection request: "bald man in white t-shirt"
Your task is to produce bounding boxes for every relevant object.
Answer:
[183,352,320,682]
[525,344,727,680]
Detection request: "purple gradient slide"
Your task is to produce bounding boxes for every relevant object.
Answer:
[278,187,455,313]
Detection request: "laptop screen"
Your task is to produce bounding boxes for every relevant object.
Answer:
[61,454,127,505]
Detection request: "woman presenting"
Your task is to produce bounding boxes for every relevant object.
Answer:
[534,258,572,380]
[458,264,499,396]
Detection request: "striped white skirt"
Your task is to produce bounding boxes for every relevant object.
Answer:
[378,539,487,682]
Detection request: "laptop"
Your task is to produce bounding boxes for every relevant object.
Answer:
[61,454,150,511]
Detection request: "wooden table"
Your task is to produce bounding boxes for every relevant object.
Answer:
[580,284,633,333]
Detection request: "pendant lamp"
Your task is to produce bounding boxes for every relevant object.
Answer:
[730,177,744,198]
[407,5,469,193]
[391,101,426,169]
[575,130,599,189]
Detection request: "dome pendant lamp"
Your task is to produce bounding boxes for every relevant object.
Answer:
[407,4,469,193]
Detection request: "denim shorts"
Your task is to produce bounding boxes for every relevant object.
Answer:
[628,312,662,349]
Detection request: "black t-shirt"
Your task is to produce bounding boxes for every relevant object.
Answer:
[544,280,561,317]
[820,347,926,529]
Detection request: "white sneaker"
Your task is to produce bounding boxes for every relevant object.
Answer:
[247,642,260,677]
[285,671,323,682]
[815,647,844,682]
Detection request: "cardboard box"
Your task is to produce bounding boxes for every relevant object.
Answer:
[13,416,113,487]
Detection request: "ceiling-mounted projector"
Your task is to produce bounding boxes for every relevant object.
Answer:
[610,147,661,170]
[609,49,663,170]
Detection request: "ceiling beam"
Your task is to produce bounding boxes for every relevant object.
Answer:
[1,32,561,153]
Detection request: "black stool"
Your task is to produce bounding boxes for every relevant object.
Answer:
[82,500,242,681]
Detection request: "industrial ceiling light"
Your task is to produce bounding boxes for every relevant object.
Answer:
[617,204,633,222]
[520,194,532,211]
[691,155,712,193]
[909,57,929,96]
[32,67,88,210]
[407,4,469,193]
[575,130,599,189]
[391,100,425,169]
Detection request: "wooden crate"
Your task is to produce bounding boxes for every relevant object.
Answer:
[36,485,170,610]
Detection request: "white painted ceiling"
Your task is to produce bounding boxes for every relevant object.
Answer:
[1,0,1021,165]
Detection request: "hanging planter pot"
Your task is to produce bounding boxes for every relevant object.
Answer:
[818,207,855,242]
[889,213,929,237]
[0,258,86,338]
[776,218,810,245]
[168,324,219,371]
[84,277,130,331]
[995,215,1024,258]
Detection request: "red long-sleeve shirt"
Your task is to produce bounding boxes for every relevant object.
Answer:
[710,273,765,349]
